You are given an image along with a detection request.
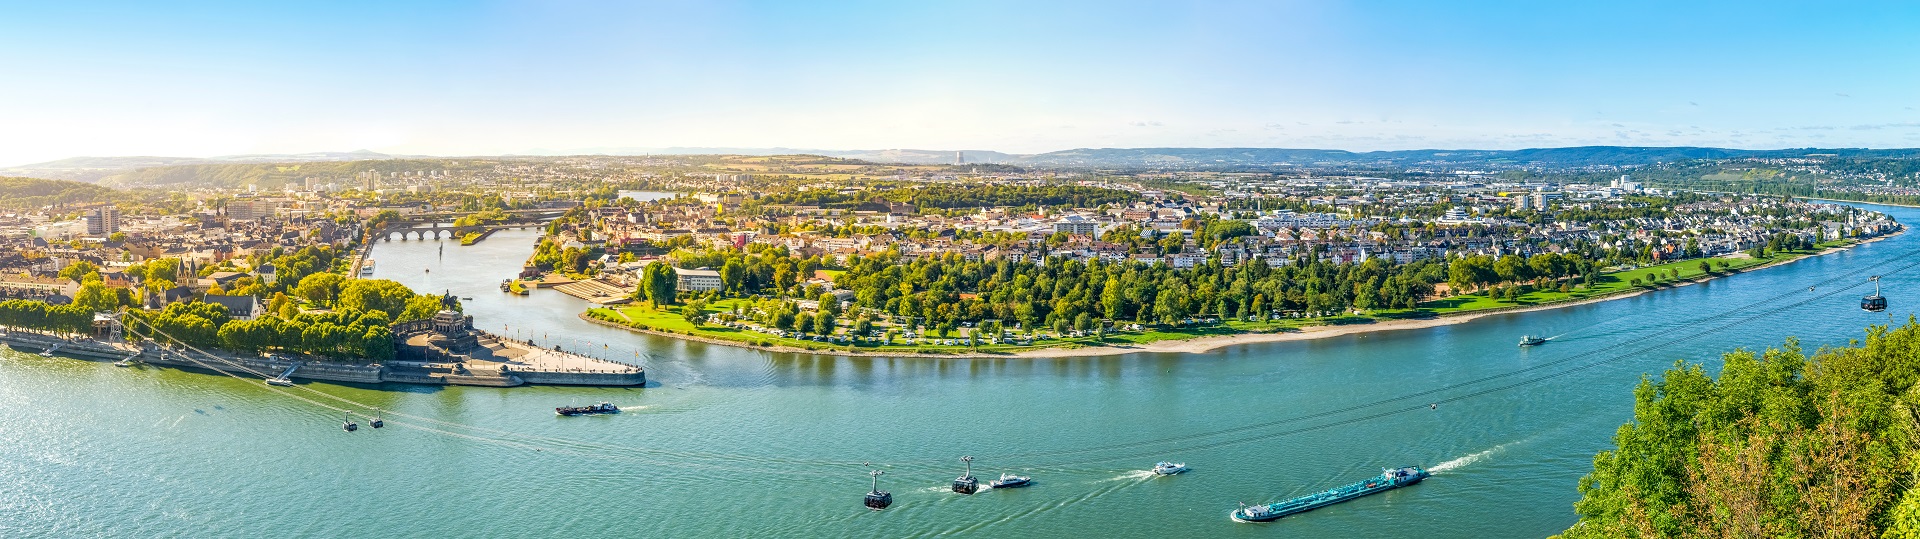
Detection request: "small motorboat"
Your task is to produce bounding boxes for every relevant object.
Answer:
[1518,335,1547,347]
[556,402,621,416]
[1152,461,1189,475]
[989,473,1032,489]
[265,378,294,387]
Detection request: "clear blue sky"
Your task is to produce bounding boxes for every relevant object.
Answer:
[2,1,1918,165]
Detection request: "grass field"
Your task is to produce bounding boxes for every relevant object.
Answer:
[585,240,1857,355]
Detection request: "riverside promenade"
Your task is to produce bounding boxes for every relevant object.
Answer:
[0,324,644,388]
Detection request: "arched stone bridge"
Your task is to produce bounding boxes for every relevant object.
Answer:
[372,209,564,242]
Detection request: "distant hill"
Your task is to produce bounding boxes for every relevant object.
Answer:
[1005,146,1920,169]
[0,176,118,208]
[581,145,1920,169]
[89,158,484,189]
[541,146,1018,165]
[1,150,400,183]
[17,146,1920,187]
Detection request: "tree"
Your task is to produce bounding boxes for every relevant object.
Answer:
[293,273,346,306]
[680,299,708,325]
[58,260,100,282]
[74,281,117,312]
[337,279,418,318]
[1101,276,1124,320]
[642,263,678,306]
[720,260,747,294]
[1558,327,1920,539]
[152,258,181,282]
[813,311,835,335]
[817,292,841,318]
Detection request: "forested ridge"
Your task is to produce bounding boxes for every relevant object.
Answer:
[0,176,118,208]
[1559,322,1920,538]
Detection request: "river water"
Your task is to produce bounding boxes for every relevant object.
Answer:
[4,201,1917,538]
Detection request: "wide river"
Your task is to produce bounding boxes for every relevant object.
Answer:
[5,200,1918,538]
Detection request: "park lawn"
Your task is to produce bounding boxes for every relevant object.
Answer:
[586,239,1859,354]
[592,301,1075,354]
[1416,242,1847,315]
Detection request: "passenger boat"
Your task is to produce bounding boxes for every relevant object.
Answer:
[361,259,376,275]
[555,402,620,416]
[989,473,1031,489]
[1152,461,1189,475]
[1518,335,1547,347]
[1231,466,1429,522]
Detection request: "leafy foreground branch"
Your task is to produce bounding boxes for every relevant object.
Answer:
[1559,321,1920,538]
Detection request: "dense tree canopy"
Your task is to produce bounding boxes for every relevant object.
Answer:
[1559,323,1920,538]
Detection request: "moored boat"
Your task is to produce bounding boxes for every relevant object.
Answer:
[555,402,620,416]
[1231,465,1429,523]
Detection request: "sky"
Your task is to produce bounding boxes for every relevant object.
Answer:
[2,0,1919,166]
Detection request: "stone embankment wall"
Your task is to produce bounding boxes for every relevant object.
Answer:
[0,330,136,360]
[514,370,647,386]
[141,347,387,384]
[1,329,387,383]
[5,327,644,388]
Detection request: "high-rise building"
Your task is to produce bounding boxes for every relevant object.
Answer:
[228,199,273,222]
[954,151,964,165]
[86,207,119,235]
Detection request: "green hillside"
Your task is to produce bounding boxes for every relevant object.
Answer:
[1557,323,1920,538]
[0,176,119,208]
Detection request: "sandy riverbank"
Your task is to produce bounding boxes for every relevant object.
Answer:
[582,231,1901,360]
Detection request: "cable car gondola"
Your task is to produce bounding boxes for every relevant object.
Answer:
[953,456,979,494]
[864,469,892,510]
[371,409,384,429]
[343,412,359,432]
[1864,276,1889,313]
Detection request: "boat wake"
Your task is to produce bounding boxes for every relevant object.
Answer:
[1431,441,1520,473]
[1106,470,1158,482]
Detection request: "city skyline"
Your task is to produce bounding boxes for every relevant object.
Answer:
[4,1,1919,166]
